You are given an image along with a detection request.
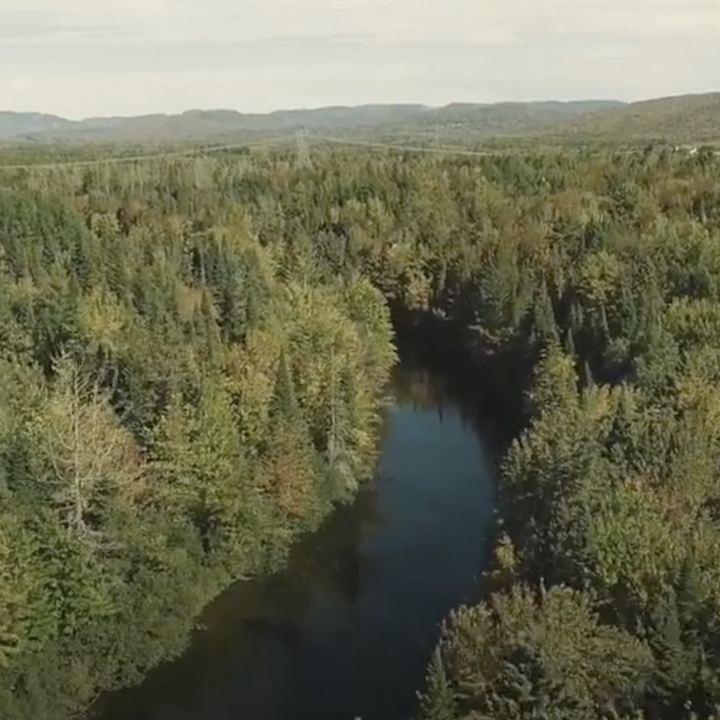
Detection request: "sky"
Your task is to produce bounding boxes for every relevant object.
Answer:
[1,0,719,119]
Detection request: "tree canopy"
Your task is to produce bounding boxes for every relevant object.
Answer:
[2,143,720,719]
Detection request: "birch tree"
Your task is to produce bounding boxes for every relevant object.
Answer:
[30,352,144,542]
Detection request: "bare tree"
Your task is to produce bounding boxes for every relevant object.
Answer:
[31,352,144,544]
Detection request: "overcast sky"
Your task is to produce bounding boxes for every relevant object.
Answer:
[1,0,718,119]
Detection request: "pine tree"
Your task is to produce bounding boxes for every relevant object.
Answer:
[533,281,560,347]
[645,586,697,704]
[419,647,458,720]
[259,350,322,519]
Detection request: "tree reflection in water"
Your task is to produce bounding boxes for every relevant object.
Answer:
[90,360,502,720]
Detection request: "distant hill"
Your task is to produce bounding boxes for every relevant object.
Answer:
[0,101,623,144]
[0,111,73,140]
[537,93,720,144]
[0,94,717,145]
[419,100,625,130]
[0,105,437,144]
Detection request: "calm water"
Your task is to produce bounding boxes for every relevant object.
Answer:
[92,363,499,720]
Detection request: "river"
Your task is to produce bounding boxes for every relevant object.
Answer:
[90,360,501,720]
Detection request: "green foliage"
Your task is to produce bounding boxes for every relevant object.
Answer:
[420,585,653,720]
[0,169,395,717]
[2,143,720,719]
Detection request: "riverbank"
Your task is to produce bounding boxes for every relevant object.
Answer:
[88,358,504,720]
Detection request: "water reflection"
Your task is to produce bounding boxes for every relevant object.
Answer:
[91,362,498,720]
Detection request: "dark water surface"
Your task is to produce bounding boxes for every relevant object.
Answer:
[92,363,500,720]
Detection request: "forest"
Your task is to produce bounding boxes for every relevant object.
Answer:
[1,142,720,720]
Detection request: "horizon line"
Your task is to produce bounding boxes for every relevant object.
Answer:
[2,90,719,123]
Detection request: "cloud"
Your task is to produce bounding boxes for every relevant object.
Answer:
[0,22,136,44]
[0,0,717,117]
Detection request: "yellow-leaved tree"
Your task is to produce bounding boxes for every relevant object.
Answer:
[28,352,145,544]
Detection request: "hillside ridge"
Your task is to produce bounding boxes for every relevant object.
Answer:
[1,92,717,144]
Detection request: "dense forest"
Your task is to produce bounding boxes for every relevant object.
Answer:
[2,142,720,719]
[0,152,397,718]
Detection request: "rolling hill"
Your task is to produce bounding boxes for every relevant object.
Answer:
[0,111,73,140]
[0,101,623,144]
[534,92,720,144]
[0,93,717,146]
